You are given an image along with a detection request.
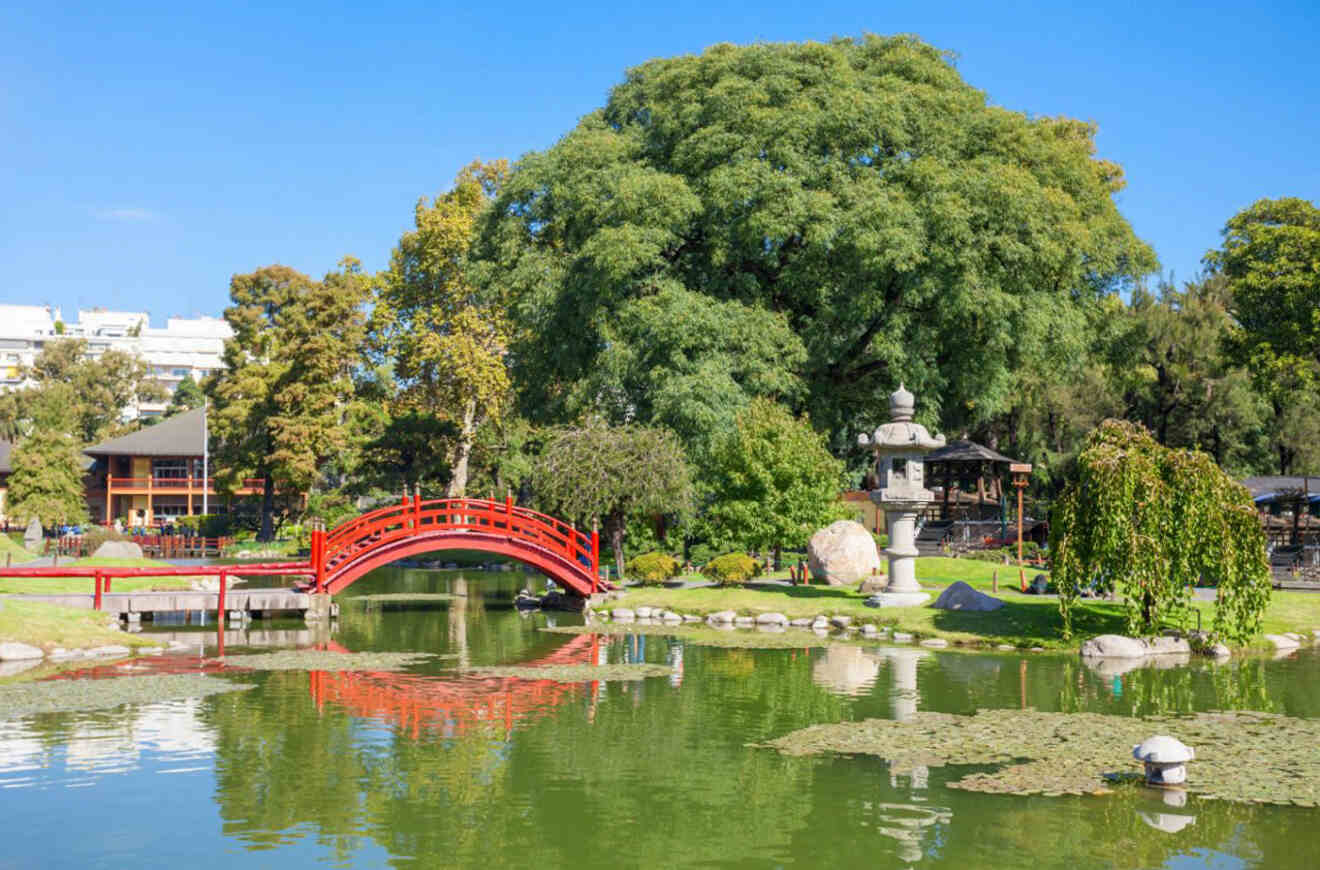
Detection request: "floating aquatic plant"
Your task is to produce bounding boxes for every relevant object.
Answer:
[761,708,1320,807]
[0,674,253,719]
[464,664,673,682]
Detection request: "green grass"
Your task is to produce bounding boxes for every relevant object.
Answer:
[0,533,38,565]
[0,556,199,594]
[0,599,156,652]
[611,557,1320,651]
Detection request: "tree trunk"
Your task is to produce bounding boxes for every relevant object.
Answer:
[607,511,626,581]
[259,476,275,542]
[773,544,782,571]
[446,399,478,498]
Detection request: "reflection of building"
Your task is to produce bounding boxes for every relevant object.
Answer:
[0,305,229,419]
[83,408,265,526]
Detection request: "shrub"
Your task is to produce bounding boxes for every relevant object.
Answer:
[82,526,125,553]
[626,552,681,585]
[688,543,717,567]
[701,552,760,586]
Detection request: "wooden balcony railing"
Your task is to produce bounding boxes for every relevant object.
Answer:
[106,477,267,492]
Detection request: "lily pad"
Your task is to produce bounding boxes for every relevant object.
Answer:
[214,651,440,671]
[761,708,1320,807]
[463,663,672,682]
[0,674,253,719]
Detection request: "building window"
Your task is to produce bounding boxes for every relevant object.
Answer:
[152,459,190,480]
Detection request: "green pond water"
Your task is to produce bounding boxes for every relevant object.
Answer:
[2,565,1319,869]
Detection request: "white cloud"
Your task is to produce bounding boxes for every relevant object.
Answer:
[92,207,160,222]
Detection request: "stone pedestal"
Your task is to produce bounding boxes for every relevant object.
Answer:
[867,498,930,607]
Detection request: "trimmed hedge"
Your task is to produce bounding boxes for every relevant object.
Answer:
[626,552,681,585]
[701,552,760,586]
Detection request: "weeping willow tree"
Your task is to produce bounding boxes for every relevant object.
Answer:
[1050,419,1270,643]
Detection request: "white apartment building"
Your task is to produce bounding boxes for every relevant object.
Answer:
[0,304,230,418]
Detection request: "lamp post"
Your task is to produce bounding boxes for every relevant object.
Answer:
[1010,463,1032,592]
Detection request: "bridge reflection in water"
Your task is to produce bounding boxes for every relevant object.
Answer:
[306,632,608,740]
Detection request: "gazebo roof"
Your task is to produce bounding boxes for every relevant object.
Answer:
[923,439,1021,466]
[83,408,205,458]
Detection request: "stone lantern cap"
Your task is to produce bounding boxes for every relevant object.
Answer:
[857,385,946,452]
[1133,735,1194,764]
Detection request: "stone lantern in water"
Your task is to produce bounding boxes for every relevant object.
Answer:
[857,385,946,607]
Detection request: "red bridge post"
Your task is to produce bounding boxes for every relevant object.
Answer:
[591,519,600,594]
[93,571,103,611]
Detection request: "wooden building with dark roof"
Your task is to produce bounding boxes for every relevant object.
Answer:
[82,408,262,526]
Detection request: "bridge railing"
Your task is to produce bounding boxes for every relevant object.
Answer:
[318,496,598,591]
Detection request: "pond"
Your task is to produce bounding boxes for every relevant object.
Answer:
[2,565,1318,869]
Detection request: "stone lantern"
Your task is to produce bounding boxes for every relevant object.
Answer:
[857,385,946,607]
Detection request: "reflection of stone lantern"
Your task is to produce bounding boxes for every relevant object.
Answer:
[857,385,946,606]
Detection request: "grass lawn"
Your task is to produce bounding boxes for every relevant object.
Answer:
[611,557,1320,651]
[0,599,156,652]
[0,556,200,594]
[0,533,38,565]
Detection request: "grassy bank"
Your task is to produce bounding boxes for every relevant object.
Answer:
[610,558,1320,650]
[0,599,156,652]
[0,533,37,565]
[0,556,197,594]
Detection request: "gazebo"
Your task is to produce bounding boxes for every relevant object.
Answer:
[922,439,1024,524]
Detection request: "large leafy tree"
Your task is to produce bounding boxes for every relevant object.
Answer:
[700,399,847,565]
[533,420,693,579]
[208,261,369,540]
[1207,197,1320,474]
[165,373,205,417]
[24,339,166,442]
[477,35,1155,445]
[373,160,511,497]
[1050,420,1270,644]
[6,384,90,528]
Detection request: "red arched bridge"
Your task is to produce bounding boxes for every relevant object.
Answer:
[1,496,609,612]
[306,494,604,596]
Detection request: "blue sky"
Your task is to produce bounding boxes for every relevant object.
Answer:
[3,0,1317,323]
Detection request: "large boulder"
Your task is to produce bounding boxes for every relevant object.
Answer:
[807,520,881,586]
[23,518,43,552]
[1080,634,1149,658]
[92,540,144,560]
[932,581,1004,612]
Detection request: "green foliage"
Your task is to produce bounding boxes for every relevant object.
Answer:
[80,526,125,553]
[626,552,681,585]
[700,399,849,556]
[207,260,369,539]
[700,552,760,586]
[5,386,89,528]
[478,35,1154,445]
[166,374,205,417]
[372,160,512,496]
[1049,420,1271,643]
[534,420,694,579]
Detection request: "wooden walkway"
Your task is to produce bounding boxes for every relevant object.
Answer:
[4,588,320,618]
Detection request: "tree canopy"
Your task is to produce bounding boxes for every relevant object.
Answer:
[699,399,847,562]
[6,384,90,528]
[533,420,693,579]
[1049,420,1270,643]
[477,35,1155,448]
[208,261,369,539]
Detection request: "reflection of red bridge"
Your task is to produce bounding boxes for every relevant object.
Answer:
[307,635,606,738]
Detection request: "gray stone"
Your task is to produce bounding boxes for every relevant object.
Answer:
[1209,643,1231,658]
[1146,636,1192,655]
[1265,633,1300,651]
[756,624,787,634]
[734,616,755,627]
[635,606,655,618]
[611,608,636,621]
[860,624,878,635]
[755,612,788,626]
[707,610,736,625]
[1029,573,1050,594]
[23,517,43,552]
[857,577,888,595]
[92,540,144,560]
[87,645,132,657]
[661,611,682,622]
[829,616,852,629]
[919,638,949,648]
[0,641,44,661]
[1080,634,1150,658]
[810,616,828,629]
[931,581,1004,612]
[789,618,813,628]
[1133,735,1194,786]
[807,520,881,585]
[892,632,914,642]
[682,614,701,623]
[996,644,1015,651]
